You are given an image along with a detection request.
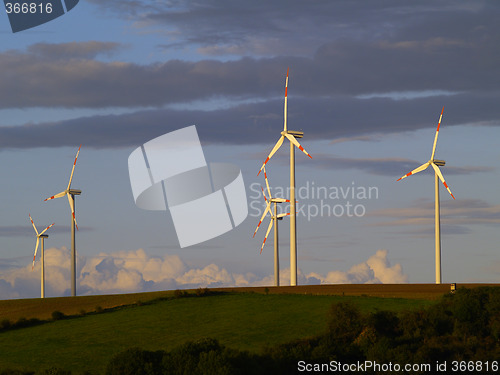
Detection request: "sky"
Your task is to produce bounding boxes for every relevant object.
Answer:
[1,0,499,299]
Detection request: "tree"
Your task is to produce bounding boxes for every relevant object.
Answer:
[327,302,363,344]
[106,348,164,375]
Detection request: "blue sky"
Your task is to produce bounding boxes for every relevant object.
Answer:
[1,0,499,298]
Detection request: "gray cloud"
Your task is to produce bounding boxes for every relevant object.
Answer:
[2,2,500,109]
[26,41,123,60]
[0,225,91,238]
[1,41,499,109]
[398,225,473,239]
[0,51,276,109]
[0,226,32,237]
[87,1,499,64]
[302,154,494,177]
[1,91,500,150]
[0,2,498,150]
[370,199,500,233]
[0,257,27,271]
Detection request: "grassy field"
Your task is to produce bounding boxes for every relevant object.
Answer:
[0,290,440,374]
[0,290,176,321]
[0,283,487,322]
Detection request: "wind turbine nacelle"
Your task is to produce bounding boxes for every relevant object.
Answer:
[69,189,82,195]
[39,234,49,238]
[285,130,304,138]
[433,160,446,166]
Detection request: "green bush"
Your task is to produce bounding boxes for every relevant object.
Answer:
[195,288,210,297]
[14,317,41,329]
[51,311,66,321]
[0,319,12,330]
[163,338,223,374]
[163,338,259,375]
[327,301,363,343]
[450,288,490,339]
[106,348,164,375]
[40,368,71,375]
[173,289,189,298]
[368,310,400,338]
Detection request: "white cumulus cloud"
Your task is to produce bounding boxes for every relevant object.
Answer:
[0,247,407,299]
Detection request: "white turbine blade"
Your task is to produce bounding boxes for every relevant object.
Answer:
[277,212,291,219]
[29,214,39,236]
[397,162,430,181]
[263,166,272,200]
[283,67,289,132]
[430,107,444,161]
[284,133,312,159]
[273,198,289,203]
[32,237,40,270]
[431,163,455,199]
[260,219,274,254]
[67,144,82,190]
[253,202,271,237]
[67,194,79,230]
[258,135,285,176]
[44,191,66,201]
[39,222,55,236]
[260,186,268,203]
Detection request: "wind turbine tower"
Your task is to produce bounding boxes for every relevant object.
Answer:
[44,145,82,296]
[29,214,54,298]
[254,166,290,286]
[397,107,454,284]
[258,69,312,286]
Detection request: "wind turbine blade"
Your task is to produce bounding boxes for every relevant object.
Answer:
[67,194,79,230]
[44,191,66,201]
[253,202,271,237]
[29,214,39,236]
[67,144,81,190]
[430,107,444,161]
[260,186,268,202]
[39,223,55,236]
[284,134,312,159]
[258,135,285,176]
[274,198,290,203]
[32,237,40,270]
[277,212,291,219]
[283,67,289,132]
[263,166,272,200]
[397,162,430,181]
[260,219,274,254]
[431,163,455,199]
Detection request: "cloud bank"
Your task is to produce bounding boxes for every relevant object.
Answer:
[0,248,407,300]
[1,2,500,150]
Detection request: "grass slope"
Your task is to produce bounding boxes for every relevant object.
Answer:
[0,292,436,374]
[0,290,176,321]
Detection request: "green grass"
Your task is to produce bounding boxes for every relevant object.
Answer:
[0,292,436,373]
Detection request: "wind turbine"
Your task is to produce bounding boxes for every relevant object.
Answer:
[258,68,312,286]
[29,214,54,298]
[397,107,455,284]
[44,145,82,296]
[253,166,290,286]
